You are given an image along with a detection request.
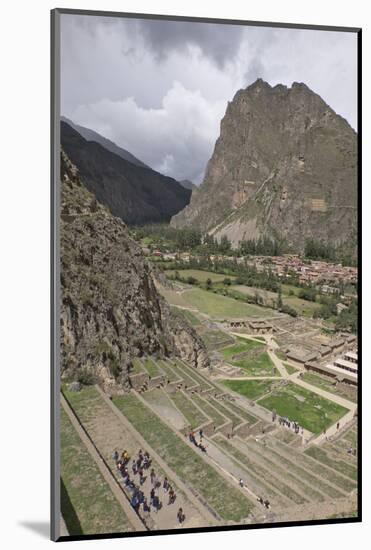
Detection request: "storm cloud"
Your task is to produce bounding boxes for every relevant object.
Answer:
[61,14,357,183]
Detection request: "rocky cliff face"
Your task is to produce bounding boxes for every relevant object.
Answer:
[172,79,357,252]
[61,121,191,226]
[60,152,208,391]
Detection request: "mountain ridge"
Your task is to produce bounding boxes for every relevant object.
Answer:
[61,121,192,226]
[61,116,150,169]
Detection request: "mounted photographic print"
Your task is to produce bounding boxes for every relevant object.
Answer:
[51,8,361,542]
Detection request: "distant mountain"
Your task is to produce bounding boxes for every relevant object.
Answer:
[179,179,196,191]
[60,151,208,388]
[172,79,357,253]
[61,116,149,169]
[61,121,191,226]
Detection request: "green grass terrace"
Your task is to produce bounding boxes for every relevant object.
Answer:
[220,379,277,400]
[60,407,134,535]
[112,392,253,521]
[159,287,278,320]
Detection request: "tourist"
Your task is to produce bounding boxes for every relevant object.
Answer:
[154,474,160,488]
[177,507,185,524]
[257,496,264,505]
[139,467,145,485]
[239,478,244,488]
[152,494,160,512]
[264,499,270,509]
[337,422,340,430]
[199,429,203,439]
[113,450,119,463]
[131,494,140,512]
[150,468,156,485]
[168,486,176,504]
[199,443,207,453]
[150,487,156,506]
[143,497,150,515]
[163,477,169,492]
[132,460,137,475]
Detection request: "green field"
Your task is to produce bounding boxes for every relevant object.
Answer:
[159,289,191,308]
[220,379,276,400]
[231,351,277,376]
[200,329,234,350]
[258,383,349,434]
[284,362,300,375]
[60,407,133,535]
[113,393,253,521]
[231,283,322,318]
[221,338,264,359]
[171,306,201,326]
[168,269,236,283]
[160,286,277,320]
[283,296,322,317]
[183,288,274,319]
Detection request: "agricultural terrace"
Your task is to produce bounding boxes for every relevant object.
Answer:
[113,393,253,521]
[219,338,277,376]
[60,407,134,535]
[159,287,278,319]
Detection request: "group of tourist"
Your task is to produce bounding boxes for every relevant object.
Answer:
[188,429,207,453]
[112,448,186,524]
[272,411,303,435]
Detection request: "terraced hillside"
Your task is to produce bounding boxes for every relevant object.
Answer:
[61,352,357,533]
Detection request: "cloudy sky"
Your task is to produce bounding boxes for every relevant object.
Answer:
[61,14,357,184]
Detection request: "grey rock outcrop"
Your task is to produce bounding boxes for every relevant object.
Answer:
[172,79,357,253]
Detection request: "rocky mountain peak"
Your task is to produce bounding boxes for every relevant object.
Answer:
[171,80,357,253]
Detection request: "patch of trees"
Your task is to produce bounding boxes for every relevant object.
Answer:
[335,301,358,333]
[239,236,288,256]
[133,224,202,251]
[298,287,317,302]
[304,238,357,267]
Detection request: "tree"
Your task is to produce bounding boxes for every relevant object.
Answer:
[298,287,317,302]
[218,235,232,254]
[206,278,213,290]
[277,287,283,310]
[223,278,232,286]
